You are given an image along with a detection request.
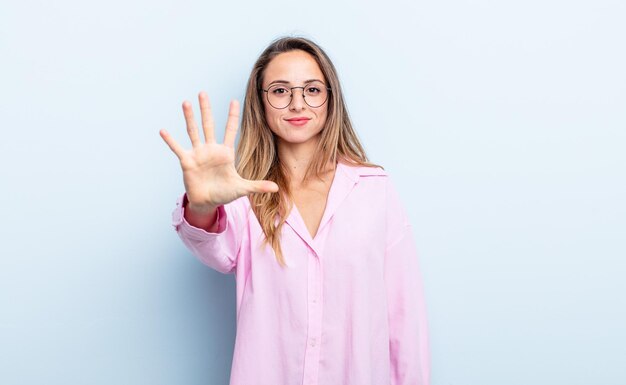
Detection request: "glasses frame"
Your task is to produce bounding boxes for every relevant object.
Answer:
[261,82,332,109]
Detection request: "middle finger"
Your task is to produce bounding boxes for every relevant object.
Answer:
[198,92,216,144]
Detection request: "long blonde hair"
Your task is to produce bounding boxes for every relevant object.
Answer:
[236,36,381,267]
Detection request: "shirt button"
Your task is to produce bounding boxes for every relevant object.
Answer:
[310,338,316,347]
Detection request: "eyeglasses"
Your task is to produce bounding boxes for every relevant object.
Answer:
[262,81,331,109]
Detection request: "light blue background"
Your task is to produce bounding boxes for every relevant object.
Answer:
[1,0,624,384]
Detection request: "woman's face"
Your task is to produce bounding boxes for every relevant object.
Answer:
[261,50,329,147]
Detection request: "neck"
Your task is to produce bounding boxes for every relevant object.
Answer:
[277,136,334,184]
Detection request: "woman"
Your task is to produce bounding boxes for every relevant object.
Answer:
[160,36,430,385]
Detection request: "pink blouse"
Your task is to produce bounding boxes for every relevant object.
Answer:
[171,161,430,385]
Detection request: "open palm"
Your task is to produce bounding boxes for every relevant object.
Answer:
[160,92,279,212]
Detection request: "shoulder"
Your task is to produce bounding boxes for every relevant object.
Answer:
[337,160,388,181]
[357,165,388,177]
[337,162,392,204]
[337,161,405,205]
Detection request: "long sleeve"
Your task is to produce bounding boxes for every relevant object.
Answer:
[384,178,431,385]
[171,193,246,274]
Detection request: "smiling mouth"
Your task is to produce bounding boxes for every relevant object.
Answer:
[286,118,310,126]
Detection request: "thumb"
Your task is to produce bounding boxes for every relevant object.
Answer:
[245,180,279,194]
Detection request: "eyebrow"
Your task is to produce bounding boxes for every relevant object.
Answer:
[267,79,325,86]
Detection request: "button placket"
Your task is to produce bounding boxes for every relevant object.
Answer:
[302,248,323,385]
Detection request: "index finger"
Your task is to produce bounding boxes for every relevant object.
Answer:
[223,99,240,149]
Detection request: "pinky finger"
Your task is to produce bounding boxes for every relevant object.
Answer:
[159,129,185,159]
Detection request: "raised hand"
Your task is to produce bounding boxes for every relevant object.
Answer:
[160,92,279,214]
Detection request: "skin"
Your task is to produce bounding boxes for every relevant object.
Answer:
[160,49,334,237]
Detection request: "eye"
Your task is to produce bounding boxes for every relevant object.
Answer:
[306,86,321,94]
[271,86,289,95]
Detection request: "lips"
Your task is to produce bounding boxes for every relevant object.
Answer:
[285,117,311,127]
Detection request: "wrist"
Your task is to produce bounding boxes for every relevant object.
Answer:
[184,194,218,214]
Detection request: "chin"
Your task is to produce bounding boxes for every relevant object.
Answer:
[279,133,318,144]
[275,126,323,145]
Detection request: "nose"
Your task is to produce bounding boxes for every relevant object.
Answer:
[289,87,306,111]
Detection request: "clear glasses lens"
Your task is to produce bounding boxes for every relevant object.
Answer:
[266,81,329,109]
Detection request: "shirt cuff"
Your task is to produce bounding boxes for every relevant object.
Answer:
[171,193,228,239]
